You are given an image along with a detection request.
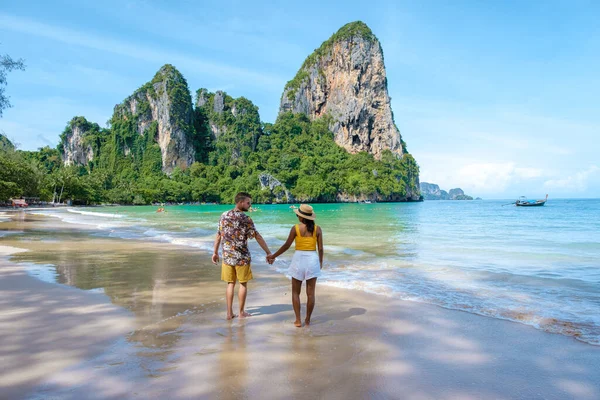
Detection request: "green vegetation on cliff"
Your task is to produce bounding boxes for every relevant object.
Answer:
[284,21,378,100]
[2,62,419,205]
[194,89,262,165]
[300,21,376,71]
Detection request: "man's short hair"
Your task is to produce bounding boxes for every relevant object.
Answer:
[235,192,252,204]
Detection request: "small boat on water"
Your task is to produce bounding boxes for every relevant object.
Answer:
[515,194,548,207]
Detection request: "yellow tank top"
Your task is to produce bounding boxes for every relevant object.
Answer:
[294,224,317,251]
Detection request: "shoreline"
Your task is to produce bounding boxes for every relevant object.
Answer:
[0,196,426,211]
[1,215,600,398]
[6,206,600,347]
[17,206,600,347]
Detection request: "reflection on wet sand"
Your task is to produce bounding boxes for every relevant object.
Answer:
[5,232,226,355]
[289,330,321,398]
[219,322,248,400]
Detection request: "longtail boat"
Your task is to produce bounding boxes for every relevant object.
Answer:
[515,194,548,207]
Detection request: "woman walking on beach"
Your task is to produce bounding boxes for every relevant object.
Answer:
[267,204,324,327]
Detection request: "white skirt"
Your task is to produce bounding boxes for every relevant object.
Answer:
[289,250,321,281]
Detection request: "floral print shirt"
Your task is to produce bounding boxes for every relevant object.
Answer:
[218,209,257,266]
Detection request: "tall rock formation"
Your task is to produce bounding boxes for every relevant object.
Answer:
[194,89,262,163]
[279,21,404,160]
[59,116,100,166]
[113,64,195,174]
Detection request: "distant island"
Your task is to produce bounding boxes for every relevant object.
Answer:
[420,182,474,200]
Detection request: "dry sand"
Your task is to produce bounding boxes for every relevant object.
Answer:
[1,212,599,399]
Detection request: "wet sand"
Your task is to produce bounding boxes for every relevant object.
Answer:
[1,212,600,399]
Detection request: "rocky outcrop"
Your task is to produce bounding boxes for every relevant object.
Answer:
[205,90,228,138]
[448,188,473,200]
[258,173,294,203]
[420,182,448,200]
[195,89,259,139]
[194,89,262,161]
[60,117,97,166]
[420,182,473,200]
[279,21,404,160]
[113,64,195,174]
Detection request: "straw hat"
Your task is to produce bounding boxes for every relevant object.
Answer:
[294,204,316,220]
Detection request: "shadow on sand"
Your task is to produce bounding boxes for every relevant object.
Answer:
[246,303,289,316]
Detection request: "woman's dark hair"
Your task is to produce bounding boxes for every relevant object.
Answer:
[301,218,315,234]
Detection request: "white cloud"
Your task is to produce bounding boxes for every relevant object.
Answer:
[417,152,547,195]
[543,165,600,192]
[456,163,517,192]
[514,167,543,179]
[0,13,285,89]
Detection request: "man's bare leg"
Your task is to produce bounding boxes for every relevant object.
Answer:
[238,282,251,318]
[226,282,237,320]
[305,278,317,326]
[291,278,302,327]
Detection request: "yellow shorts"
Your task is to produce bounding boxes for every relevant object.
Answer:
[221,263,253,283]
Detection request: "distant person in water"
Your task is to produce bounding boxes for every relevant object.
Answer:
[212,192,272,320]
[267,204,324,327]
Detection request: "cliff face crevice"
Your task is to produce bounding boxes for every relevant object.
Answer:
[279,22,404,160]
[113,65,195,174]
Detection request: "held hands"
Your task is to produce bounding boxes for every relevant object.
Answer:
[266,254,276,265]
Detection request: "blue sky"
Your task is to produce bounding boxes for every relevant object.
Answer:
[1,0,599,198]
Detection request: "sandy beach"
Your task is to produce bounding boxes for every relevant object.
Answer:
[1,211,600,399]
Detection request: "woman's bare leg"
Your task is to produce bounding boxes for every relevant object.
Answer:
[305,278,317,325]
[291,278,302,327]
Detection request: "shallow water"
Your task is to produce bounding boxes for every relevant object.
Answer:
[4,199,600,345]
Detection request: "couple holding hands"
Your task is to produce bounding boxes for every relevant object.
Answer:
[212,192,324,327]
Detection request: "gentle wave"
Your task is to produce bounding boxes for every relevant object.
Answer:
[319,263,600,346]
[67,209,125,218]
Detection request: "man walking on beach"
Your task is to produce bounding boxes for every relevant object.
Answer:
[212,192,271,320]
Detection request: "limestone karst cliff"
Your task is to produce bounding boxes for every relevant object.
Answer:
[279,21,404,160]
[112,64,196,174]
[194,89,262,163]
[59,116,100,166]
[420,182,473,200]
[48,30,421,204]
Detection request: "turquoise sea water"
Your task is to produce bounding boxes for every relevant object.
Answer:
[26,199,600,344]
